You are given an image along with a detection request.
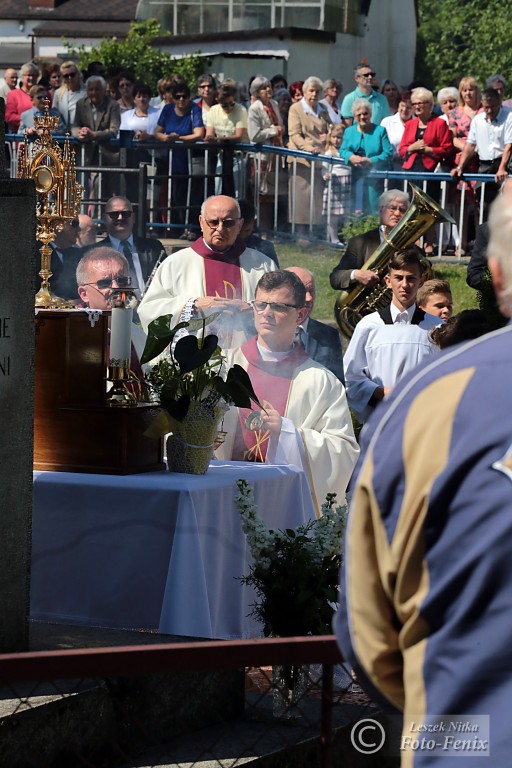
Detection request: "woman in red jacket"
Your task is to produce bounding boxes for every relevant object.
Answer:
[399,87,454,252]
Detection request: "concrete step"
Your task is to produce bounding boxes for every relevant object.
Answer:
[0,621,243,768]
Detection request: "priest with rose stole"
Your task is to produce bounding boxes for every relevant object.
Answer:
[138,194,276,348]
[216,270,359,514]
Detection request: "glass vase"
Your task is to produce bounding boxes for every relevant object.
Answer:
[272,664,309,720]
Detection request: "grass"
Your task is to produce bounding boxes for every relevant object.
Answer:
[277,243,478,322]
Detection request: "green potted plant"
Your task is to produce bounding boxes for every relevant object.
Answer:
[142,314,262,474]
[235,478,348,717]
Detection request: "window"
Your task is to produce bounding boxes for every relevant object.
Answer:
[136,0,350,34]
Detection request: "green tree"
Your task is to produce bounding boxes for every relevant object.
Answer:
[64,19,205,93]
[417,0,512,92]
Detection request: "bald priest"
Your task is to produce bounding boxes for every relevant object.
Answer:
[138,195,276,347]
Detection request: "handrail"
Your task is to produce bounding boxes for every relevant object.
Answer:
[0,634,342,683]
[5,132,494,249]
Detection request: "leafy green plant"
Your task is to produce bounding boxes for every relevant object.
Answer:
[142,314,262,428]
[64,20,205,92]
[341,211,379,242]
[417,0,512,91]
[236,480,347,637]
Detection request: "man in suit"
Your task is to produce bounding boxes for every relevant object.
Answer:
[76,246,147,385]
[72,76,120,166]
[329,189,410,292]
[94,195,167,296]
[36,218,82,301]
[285,266,344,383]
[72,76,121,208]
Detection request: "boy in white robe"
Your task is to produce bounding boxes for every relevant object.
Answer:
[344,248,440,423]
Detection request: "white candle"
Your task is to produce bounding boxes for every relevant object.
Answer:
[110,307,133,362]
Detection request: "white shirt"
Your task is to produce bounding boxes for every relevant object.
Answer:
[344,308,440,422]
[467,107,512,160]
[120,107,160,136]
[319,99,342,124]
[381,112,408,161]
[390,302,417,323]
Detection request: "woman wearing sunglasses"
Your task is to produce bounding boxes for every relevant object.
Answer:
[156,82,205,236]
[52,61,86,131]
[19,84,66,136]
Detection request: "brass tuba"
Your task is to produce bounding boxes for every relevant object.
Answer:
[334,183,456,337]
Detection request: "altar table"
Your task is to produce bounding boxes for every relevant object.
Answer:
[31,461,316,639]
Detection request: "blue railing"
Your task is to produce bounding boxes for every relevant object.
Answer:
[6,133,494,254]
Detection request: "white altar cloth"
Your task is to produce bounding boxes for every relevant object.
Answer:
[31,461,316,639]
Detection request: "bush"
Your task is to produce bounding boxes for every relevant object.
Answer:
[64,20,205,93]
[341,211,379,242]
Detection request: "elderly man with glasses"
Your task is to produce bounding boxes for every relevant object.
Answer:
[216,269,359,512]
[138,194,276,348]
[92,196,167,297]
[340,62,390,128]
[329,189,423,293]
[76,247,147,382]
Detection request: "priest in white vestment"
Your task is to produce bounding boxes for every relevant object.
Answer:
[344,248,440,423]
[216,270,359,514]
[138,195,276,348]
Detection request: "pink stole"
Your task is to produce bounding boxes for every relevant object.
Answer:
[191,237,245,300]
[233,336,308,463]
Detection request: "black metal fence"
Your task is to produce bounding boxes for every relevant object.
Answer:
[0,633,391,768]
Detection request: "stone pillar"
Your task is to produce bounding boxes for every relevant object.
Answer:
[0,164,37,650]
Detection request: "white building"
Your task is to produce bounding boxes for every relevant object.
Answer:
[0,0,418,91]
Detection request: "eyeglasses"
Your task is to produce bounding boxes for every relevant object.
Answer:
[203,217,239,229]
[386,204,408,213]
[62,72,78,79]
[35,94,46,100]
[359,72,376,79]
[220,101,235,109]
[253,301,301,314]
[174,94,188,100]
[106,210,133,220]
[82,276,132,290]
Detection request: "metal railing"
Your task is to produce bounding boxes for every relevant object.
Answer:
[6,133,495,252]
[0,632,383,768]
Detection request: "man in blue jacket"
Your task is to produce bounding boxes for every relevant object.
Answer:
[336,190,512,766]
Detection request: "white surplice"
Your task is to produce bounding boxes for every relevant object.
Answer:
[344,309,440,423]
[216,344,360,514]
[138,245,276,348]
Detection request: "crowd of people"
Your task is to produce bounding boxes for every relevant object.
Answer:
[15,53,512,763]
[5,58,512,247]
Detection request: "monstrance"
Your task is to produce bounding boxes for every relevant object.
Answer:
[17,100,83,308]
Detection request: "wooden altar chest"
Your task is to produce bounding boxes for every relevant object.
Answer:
[34,310,165,474]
